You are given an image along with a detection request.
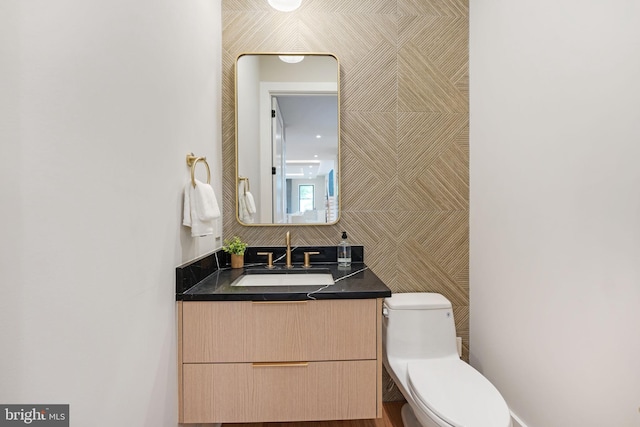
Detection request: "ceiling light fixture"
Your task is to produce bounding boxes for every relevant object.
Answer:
[268,0,301,12]
[286,160,321,164]
[279,55,304,64]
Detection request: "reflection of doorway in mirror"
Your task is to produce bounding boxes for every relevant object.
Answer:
[262,88,337,225]
[273,93,337,224]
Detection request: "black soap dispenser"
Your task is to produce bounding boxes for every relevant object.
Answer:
[337,231,352,267]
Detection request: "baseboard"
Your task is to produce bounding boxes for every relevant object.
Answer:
[511,410,528,427]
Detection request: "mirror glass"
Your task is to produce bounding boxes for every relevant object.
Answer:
[235,53,340,225]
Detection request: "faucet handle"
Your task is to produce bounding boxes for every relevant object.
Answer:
[303,251,320,268]
[257,252,274,269]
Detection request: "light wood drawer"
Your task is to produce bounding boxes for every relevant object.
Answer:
[182,299,377,363]
[182,360,378,423]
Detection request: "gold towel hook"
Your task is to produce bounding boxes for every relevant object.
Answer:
[186,153,211,188]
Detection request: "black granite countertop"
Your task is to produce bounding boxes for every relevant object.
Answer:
[176,247,391,302]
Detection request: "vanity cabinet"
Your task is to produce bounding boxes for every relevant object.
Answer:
[177,298,383,424]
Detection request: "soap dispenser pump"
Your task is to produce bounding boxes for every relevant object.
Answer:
[337,231,351,267]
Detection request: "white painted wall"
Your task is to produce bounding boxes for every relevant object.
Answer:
[0,1,222,426]
[470,2,640,427]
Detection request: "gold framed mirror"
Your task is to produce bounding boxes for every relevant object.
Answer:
[235,52,340,226]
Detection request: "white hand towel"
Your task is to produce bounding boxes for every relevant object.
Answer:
[245,191,256,214]
[194,180,221,221]
[238,194,247,220]
[237,181,254,223]
[183,179,220,237]
[238,194,254,223]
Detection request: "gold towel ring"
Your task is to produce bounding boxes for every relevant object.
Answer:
[239,177,250,195]
[186,153,211,188]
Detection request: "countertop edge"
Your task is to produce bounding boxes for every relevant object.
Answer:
[176,261,391,302]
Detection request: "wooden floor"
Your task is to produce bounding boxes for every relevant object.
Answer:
[221,402,405,427]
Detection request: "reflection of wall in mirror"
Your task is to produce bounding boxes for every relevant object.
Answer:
[260,55,336,82]
[236,55,262,222]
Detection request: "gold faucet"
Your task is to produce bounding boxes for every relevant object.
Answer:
[285,231,293,268]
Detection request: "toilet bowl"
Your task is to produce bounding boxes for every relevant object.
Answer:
[383,293,512,427]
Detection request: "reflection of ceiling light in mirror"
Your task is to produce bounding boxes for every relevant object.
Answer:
[279,55,304,64]
[316,134,321,139]
[268,0,302,12]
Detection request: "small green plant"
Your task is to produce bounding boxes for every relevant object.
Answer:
[222,236,248,255]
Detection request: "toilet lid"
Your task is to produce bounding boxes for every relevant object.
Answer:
[407,359,511,427]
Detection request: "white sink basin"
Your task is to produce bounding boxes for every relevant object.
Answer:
[231,271,335,287]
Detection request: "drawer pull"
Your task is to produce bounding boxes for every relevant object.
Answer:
[251,301,308,305]
[252,362,309,367]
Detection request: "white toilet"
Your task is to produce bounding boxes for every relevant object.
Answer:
[383,293,512,427]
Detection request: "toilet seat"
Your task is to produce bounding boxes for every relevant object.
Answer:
[407,359,511,427]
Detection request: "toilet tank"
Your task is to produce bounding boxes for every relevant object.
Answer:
[383,293,459,360]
